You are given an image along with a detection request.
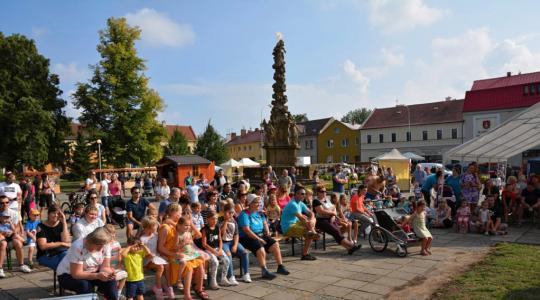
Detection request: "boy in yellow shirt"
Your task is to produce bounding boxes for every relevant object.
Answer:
[121,237,153,300]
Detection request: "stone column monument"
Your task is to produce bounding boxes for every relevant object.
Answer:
[262,33,299,166]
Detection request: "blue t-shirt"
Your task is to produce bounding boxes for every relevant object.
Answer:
[126,198,150,220]
[158,199,172,215]
[25,220,41,243]
[280,199,309,234]
[237,210,266,238]
[332,172,345,193]
[445,176,462,201]
[422,174,437,192]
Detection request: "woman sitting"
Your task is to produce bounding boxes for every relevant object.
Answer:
[72,205,105,241]
[238,194,289,280]
[36,205,71,269]
[56,227,118,300]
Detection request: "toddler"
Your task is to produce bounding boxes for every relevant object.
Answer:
[24,209,41,268]
[121,237,153,300]
[410,200,432,256]
[69,203,84,228]
[456,201,471,234]
[104,224,127,298]
[191,202,204,230]
[201,211,230,289]
[220,203,250,284]
[413,182,422,201]
[265,194,281,237]
[478,201,494,236]
[396,197,411,214]
[140,217,167,299]
[0,211,24,244]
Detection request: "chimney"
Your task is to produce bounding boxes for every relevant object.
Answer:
[231,132,237,139]
[254,128,259,132]
[507,71,511,77]
[445,96,452,101]
[240,129,247,136]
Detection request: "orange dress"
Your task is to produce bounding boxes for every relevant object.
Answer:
[160,223,182,284]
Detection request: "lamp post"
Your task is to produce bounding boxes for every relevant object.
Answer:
[96,139,102,180]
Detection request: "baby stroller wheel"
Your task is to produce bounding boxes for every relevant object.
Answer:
[61,202,72,215]
[369,227,388,252]
[396,244,408,257]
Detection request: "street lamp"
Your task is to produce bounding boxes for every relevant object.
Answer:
[96,139,102,180]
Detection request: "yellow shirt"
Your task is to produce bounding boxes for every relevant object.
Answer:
[124,250,145,282]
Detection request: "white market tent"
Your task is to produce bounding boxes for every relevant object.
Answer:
[238,158,260,167]
[372,148,411,191]
[220,159,241,169]
[445,102,540,162]
[372,148,410,161]
[402,152,425,161]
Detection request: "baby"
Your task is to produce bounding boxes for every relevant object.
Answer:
[0,211,24,244]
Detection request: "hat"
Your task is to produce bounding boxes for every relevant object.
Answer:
[247,194,261,205]
[30,209,40,216]
[0,211,10,218]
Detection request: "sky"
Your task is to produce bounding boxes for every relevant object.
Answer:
[3,0,540,136]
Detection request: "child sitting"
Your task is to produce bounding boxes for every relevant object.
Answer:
[456,201,471,234]
[176,216,208,300]
[68,203,84,234]
[220,203,250,284]
[24,209,41,268]
[121,237,153,300]
[140,217,167,299]
[201,211,230,289]
[410,200,433,256]
[478,201,494,236]
[191,202,204,230]
[0,211,24,244]
[265,194,281,237]
[396,197,412,214]
[104,224,127,298]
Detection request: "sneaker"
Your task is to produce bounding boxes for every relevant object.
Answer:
[242,273,252,283]
[228,276,239,286]
[152,285,164,300]
[348,244,362,255]
[164,286,175,299]
[19,264,32,273]
[219,277,231,287]
[276,265,290,275]
[261,269,277,280]
[0,268,5,278]
[301,254,317,261]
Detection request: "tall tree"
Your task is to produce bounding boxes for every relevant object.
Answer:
[72,18,166,167]
[292,113,308,123]
[341,108,372,125]
[0,33,70,170]
[69,133,95,179]
[194,121,228,164]
[167,129,190,155]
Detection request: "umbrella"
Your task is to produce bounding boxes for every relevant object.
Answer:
[402,152,425,161]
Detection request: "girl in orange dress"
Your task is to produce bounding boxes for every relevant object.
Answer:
[157,204,183,299]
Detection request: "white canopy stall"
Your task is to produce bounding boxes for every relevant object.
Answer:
[220,159,241,177]
[402,152,425,161]
[238,158,260,167]
[445,102,540,163]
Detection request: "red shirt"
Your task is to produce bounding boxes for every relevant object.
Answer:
[351,194,367,214]
[277,194,291,210]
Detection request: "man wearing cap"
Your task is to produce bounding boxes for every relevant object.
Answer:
[0,195,32,276]
[238,194,289,280]
[280,185,319,260]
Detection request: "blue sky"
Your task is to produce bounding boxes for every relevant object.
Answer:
[3,1,540,136]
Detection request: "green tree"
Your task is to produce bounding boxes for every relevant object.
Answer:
[194,121,228,164]
[72,18,166,167]
[69,133,95,179]
[167,129,190,155]
[293,113,308,123]
[341,108,372,125]
[0,33,70,170]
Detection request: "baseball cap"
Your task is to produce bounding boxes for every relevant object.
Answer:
[247,194,261,205]
[31,209,40,216]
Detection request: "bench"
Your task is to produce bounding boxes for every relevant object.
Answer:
[290,231,326,256]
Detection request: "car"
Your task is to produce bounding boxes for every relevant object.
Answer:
[417,163,452,176]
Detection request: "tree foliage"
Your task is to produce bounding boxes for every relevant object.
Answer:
[69,133,95,179]
[0,33,70,170]
[293,113,308,123]
[194,121,227,164]
[72,18,166,167]
[167,129,190,156]
[341,108,372,125]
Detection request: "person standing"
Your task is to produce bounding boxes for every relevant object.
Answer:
[187,180,202,204]
[213,169,228,193]
[184,172,193,187]
[289,167,297,187]
[0,171,22,221]
[461,163,481,211]
[278,169,292,195]
[85,171,98,191]
[19,177,35,221]
[413,164,427,188]
[332,165,348,197]
[99,173,111,222]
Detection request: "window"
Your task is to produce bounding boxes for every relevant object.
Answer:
[341,155,349,162]
[304,140,309,149]
[452,128,458,139]
[310,140,313,149]
[327,139,334,148]
[334,127,340,134]
[367,135,372,144]
[391,133,396,143]
[341,138,349,147]
[406,131,411,142]
[379,134,384,143]
[248,145,252,151]
[437,129,442,140]
[243,146,246,151]
[192,166,200,177]
[531,84,537,94]
[422,131,428,140]
[524,85,530,95]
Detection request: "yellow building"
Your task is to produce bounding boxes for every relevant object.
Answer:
[317,119,361,164]
[225,129,265,161]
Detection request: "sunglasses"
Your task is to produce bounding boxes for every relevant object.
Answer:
[90,197,98,199]
[0,202,9,205]
[318,190,327,193]
[298,192,306,195]
[132,191,140,194]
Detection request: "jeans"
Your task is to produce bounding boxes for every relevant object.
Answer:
[37,251,67,270]
[58,273,118,300]
[206,249,230,283]
[222,241,249,277]
[101,196,109,208]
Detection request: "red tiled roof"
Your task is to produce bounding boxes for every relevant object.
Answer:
[66,123,84,139]
[165,125,197,141]
[464,72,540,112]
[226,130,264,146]
[362,100,464,130]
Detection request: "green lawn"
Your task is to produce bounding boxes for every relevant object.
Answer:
[436,243,540,300]
[59,179,83,193]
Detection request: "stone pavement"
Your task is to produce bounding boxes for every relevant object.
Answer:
[1,223,539,300]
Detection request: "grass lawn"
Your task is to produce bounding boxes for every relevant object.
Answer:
[436,243,540,300]
[59,178,83,193]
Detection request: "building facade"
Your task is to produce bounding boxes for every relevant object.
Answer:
[225,129,265,161]
[317,119,361,164]
[297,118,333,164]
[165,125,197,153]
[361,100,464,162]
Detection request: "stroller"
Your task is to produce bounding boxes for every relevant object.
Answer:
[368,208,418,257]
[108,196,127,228]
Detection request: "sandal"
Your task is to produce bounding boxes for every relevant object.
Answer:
[195,289,210,300]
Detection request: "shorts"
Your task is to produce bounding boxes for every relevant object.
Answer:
[125,280,145,297]
[39,194,53,208]
[284,221,307,238]
[101,196,109,208]
[126,220,140,229]
[240,235,276,254]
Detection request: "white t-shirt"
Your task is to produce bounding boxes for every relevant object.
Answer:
[56,238,111,275]
[187,185,200,203]
[72,217,105,241]
[0,209,19,225]
[140,233,158,255]
[0,182,22,211]
[95,204,106,220]
[100,179,110,197]
[85,178,97,190]
[155,185,170,199]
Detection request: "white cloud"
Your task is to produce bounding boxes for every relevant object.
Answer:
[368,0,444,33]
[53,62,89,86]
[343,59,370,94]
[125,8,195,47]
[382,48,404,67]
